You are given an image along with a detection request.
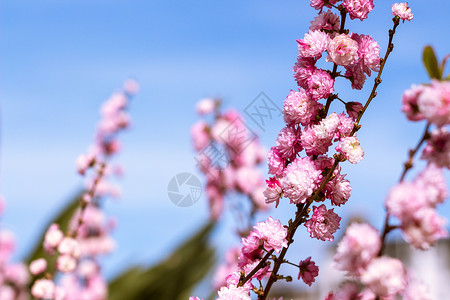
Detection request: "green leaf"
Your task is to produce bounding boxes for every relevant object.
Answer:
[423,46,441,80]
[440,54,450,79]
[108,221,216,300]
[24,191,83,273]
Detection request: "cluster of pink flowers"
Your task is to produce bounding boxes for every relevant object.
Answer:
[295,6,380,92]
[192,98,268,220]
[266,0,382,245]
[190,2,444,300]
[386,164,448,249]
[199,1,383,298]
[395,72,450,250]
[329,8,450,298]
[330,222,432,298]
[213,217,288,299]
[402,80,450,128]
[192,98,274,295]
[30,81,138,300]
[0,197,29,300]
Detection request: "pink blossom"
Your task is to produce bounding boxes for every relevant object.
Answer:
[301,113,340,156]
[77,260,98,278]
[328,282,361,300]
[206,183,224,220]
[310,0,338,11]
[305,204,341,241]
[402,207,448,250]
[297,30,331,58]
[210,118,232,144]
[386,164,447,239]
[57,254,77,273]
[239,233,263,267]
[309,10,340,32]
[253,217,288,253]
[417,80,450,127]
[79,236,116,257]
[276,126,302,160]
[236,140,266,167]
[345,102,364,120]
[282,89,322,127]
[235,167,264,194]
[325,173,352,206]
[391,3,413,22]
[0,287,15,300]
[0,230,15,264]
[336,136,364,164]
[100,93,127,117]
[213,248,240,289]
[306,68,335,100]
[217,284,251,300]
[403,278,432,300]
[225,272,254,291]
[351,33,380,76]
[342,0,375,21]
[196,98,215,115]
[421,127,450,168]
[298,256,319,286]
[385,181,427,221]
[361,256,406,297]
[44,224,64,252]
[29,258,47,275]
[337,112,355,137]
[293,57,317,89]
[250,186,271,211]
[401,84,425,121]
[358,288,378,300]
[242,260,270,281]
[4,263,29,286]
[317,111,341,137]
[189,297,203,300]
[82,193,92,204]
[327,34,359,66]
[96,90,131,151]
[76,153,96,175]
[268,147,285,176]
[123,78,139,95]
[313,155,335,171]
[334,222,381,275]
[414,163,448,206]
[281,156,323,204]
[263,177,283,207]
[94,179,121,198]
[58,237,81,259]
[191,121,210,151]
[345,63,367,90]
[31,279,56,299]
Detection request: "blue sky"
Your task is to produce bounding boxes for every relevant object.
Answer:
[1,0,450,292]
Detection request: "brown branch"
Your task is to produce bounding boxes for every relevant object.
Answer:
[351,17,400,136]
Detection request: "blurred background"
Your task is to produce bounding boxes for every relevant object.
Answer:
[1,0,450,298]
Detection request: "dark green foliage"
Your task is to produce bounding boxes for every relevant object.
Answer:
[108,221,216,300]
[423,45,441,80]
[23,192,216,299]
